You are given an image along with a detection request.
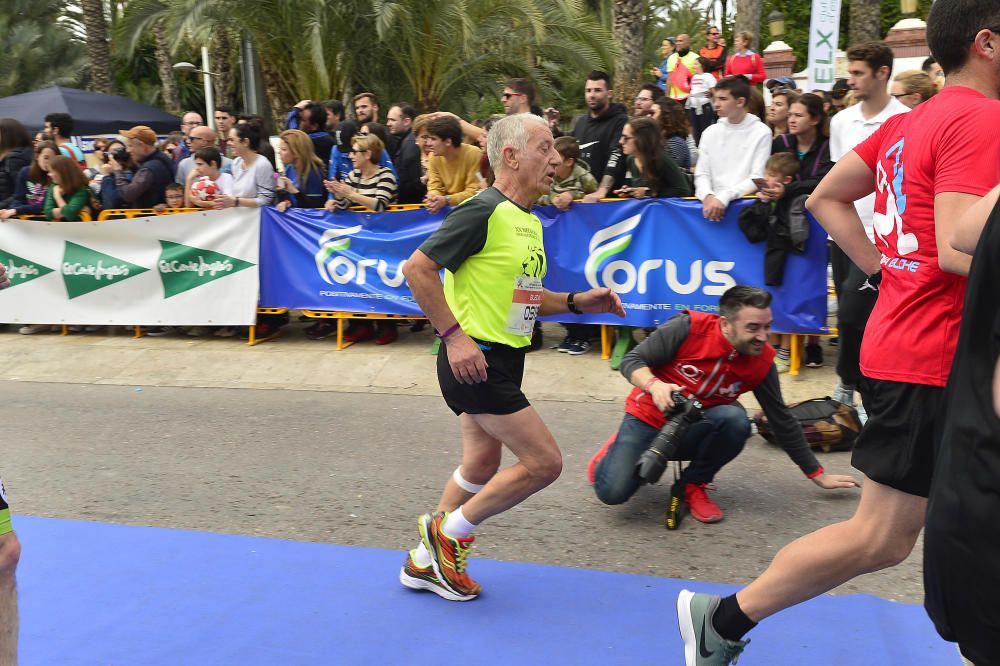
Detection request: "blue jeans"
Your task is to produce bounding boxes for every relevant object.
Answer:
[594,404,750,505]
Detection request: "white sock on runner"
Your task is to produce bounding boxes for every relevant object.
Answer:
[413,543,432,567]
[442,506,477,538]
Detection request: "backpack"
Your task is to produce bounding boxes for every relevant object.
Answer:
[753,397,862,453]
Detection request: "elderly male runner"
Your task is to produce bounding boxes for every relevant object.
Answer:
[0,261,20,665]
[676,1,1000,663]
[400,113,624,601]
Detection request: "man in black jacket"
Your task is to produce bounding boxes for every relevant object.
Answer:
[558,71,628,354]
[114,125,176,209]
[387,102,426,205]
[574,70,628,200]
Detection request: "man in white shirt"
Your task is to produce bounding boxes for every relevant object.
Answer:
[828,41,909,417]
[694,76,772,221]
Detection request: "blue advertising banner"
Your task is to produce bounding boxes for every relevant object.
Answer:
[260,199,828,333]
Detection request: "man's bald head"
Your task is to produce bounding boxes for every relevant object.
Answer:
[189,126,217,143]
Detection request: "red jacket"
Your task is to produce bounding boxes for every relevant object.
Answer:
[724,51,767,85]
[625,311,775,429]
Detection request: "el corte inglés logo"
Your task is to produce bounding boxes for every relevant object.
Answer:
[157,240,255,298]
[0,249,54,287]
[61,241,148,299]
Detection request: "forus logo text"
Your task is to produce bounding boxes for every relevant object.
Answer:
[584,214,736,296]
[315,225,406,287]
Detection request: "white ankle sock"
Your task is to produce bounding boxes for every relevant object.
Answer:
[442,506,477,538]
[413,543,432,567]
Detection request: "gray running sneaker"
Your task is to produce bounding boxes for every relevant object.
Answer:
[676,590,749,665]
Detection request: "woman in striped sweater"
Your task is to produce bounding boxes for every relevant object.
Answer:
[325,134,397,213]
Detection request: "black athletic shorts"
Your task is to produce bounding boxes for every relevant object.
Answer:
[436,339,530,416]
[853,377,944,497]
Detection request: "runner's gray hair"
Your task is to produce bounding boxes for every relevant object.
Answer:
[487,113,549,175]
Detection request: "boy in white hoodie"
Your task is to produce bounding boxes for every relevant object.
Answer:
[694,76,772,221]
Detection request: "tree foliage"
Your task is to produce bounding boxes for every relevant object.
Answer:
[0,0,88,97]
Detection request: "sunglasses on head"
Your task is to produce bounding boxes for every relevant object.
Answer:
[829,89,849,100]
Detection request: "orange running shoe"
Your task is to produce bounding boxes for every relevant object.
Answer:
[418,512,482,599]
[399,550,476,602]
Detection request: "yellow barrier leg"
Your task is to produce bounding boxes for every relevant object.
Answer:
[789,334,801,377]
[336,318,344,351]
[248,322,257,346]
[60,324,68,336]
[601,325,611,360]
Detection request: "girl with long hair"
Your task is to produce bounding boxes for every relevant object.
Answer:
[45,155,92,221]
[276,129,326,211]
[652,98,693,169]
[613,117,690,199]
[0,140,58,219]
[0,118,34,209]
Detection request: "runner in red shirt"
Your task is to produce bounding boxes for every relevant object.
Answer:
[675,2,1000,663]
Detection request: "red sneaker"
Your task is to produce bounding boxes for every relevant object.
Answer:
[342,323,374,343]
[587,432,618,484]
[375,322,398,345]
[685,483,723,523]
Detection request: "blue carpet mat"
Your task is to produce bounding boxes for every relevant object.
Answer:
[13,516,957,665]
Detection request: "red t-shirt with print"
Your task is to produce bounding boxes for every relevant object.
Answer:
[853,86,1000,387]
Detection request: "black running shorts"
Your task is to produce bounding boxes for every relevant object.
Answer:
[437,339,530,416]
[853,377,944,497]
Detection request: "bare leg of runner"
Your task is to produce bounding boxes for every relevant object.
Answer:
[434,414,503,514]
[735,480,925,621]
[459,406,562,525]
[0,532,21,666]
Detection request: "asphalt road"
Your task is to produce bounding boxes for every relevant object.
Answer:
[0,380,923,604]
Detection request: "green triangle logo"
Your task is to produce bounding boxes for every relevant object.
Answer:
[157,240,255,298]
[0,248,54,287]
[61,241,149,299]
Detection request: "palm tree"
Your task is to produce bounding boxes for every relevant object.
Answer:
[371,0,615,112]
[612,0,646,105]
[152,19,182,113]
[80,0,115,94]
[849,0,882,45]
[0,0,87,97]
[734,0,762,50]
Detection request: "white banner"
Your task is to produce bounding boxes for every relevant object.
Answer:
[0,209,260,326]
[807,0,843,91]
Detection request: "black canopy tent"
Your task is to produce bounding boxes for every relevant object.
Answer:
[0,86,181,135]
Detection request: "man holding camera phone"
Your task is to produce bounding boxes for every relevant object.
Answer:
[589,286,859,523]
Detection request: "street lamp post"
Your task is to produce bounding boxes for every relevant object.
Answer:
[172,48,218,130]
[900,0,918,19]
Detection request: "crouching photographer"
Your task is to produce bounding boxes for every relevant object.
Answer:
[589,285,858,524]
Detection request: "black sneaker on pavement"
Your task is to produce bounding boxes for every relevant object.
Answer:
[565,339,591,355]
[805,343,824,368]
[555,335,574,353]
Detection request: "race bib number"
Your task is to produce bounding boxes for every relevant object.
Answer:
[505,276,543,336]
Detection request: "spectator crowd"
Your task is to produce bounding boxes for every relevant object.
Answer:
[0,32,940,383]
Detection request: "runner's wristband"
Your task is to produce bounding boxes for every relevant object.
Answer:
[435,323,461,340]
[567,291,583,314]
[643,377,659,393]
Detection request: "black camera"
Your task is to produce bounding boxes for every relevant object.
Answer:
[635,391,703,485]
[110,148,128,163]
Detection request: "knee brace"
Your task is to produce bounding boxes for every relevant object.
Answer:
[453,467,486,494]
